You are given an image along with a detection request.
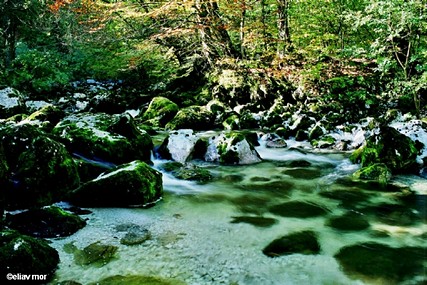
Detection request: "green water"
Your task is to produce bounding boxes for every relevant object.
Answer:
[48,147,427,285]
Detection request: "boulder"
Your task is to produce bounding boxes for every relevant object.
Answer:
[157,129,199,163]
[24,104,65,131]
[70,161,162,207]
[262,230,320,257]
[288,114,316,137]
[165,106,214,130]
[230,216,278,228]
[352,163,392,186]
[53,112,153,164]
[0,230,59,280]
[5,206,86,238]
[204,132,261,165]
[0,87,26,119]
[325,211,370,231]
[141,96,179,127]
[350,126,418,173]
[0,123,80,209]
[334,242,425,283]
[222,114,240,130]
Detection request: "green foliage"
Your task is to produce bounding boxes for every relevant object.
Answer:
[3,44,72,93]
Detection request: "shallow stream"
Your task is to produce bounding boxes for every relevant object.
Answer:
[48,142,427,285]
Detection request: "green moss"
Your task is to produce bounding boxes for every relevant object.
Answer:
[142,97,179,127]
[223,114,240,130]
[88,275,187,285]
[0,230,59,279]
[352,163,392,186]
[165,106,214,130]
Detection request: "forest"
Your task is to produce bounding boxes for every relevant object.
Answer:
[1,0,426,117]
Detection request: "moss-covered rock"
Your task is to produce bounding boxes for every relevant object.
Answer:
[0,230,59,280]
[53,112,153,164]
[352,163,392,186]
[88,274,186,285]
[157,130,199,163]
[311,135,336,149]
[359,202,422,226]
[269,201,328,218]
[141,97,179,127]
[5,206,86,238]
[223,114,240,130]
[172,163,213,182]
[350,126,418,173]
[0,123,80,209]
[115,223,152,246]
[325,211,370,231]
[319,190,370,209]
[204,132,261,165]
[74,157,113,183]
[262,230,321,257]
[25,104,65,131]
[334,242,426,283]
[70,160,162,207]
[165,106,214,131]
[0,87,26,119]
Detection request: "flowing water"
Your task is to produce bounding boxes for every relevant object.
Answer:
[48,142,427,285]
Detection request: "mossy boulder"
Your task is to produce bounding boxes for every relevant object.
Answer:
[334,242,426,283]
[5,206,86,238]
[88,274,186,285]
[0,123,80,209]
[25,104,65,131]
[141,97,179,127]
[223,114,240,130]
[0,87,26,119]
[165,106,214,131]
[70,160,162,207]
[350,126,418,173]
[74,157,113,183]
[0,230,59,280]
[311,135,336,149]
[352,163,392,186]
[325,211,370,231]
[204,132,261,165]
[269,201,328,218]
[53,112,153,164]
[262,230,321,257]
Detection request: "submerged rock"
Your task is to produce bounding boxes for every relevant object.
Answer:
[115,223,151,246]
[263,230,320,257]
[70,160,162,207]
[359,202,422,226]
[0,230,59,280]
[334,242,426,283]
[204,132,261,165]
[53,112,153,164]
[269,201,328,218]
[88,274,186,285]
[230,216,278,228]
[69,242,118,266]
[352,163,392,186]
[325,211,370,231]
[6,206,86,238]
[282,168,322,179]
[0,123,79,209]
[319,190,370,209]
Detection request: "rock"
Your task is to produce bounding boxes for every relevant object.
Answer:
[73,242,118,266]
[0,87,26,119]
[238,180,293,195]
[308,124,325,141]
[24,100,51,113]
[222,114,240,130]
[261,133,287,148]
[334,242,425,283]
[5,206,86,238]
[115,223,151,246]
[157,129,199,163]
[325,211,370,231]
[319,190,370,209]
[262,230,320,257]
[352,163,392,186]
[70,160,162,207]
[230,216,278,228]
[359,202,422,226]
[311,135,336,149]
[204,132,261,165]
[350,126,418,173]
[289,114,316,137]
[88,274,186,285]
[53,112,153,164]
[172,163,213,182]
[0,230,59,280]
[74,157,113,183]
[231,194,272,215]
[24,104,65,131]
[165,106,214,130]
[282,168,322,179]
[0,123,80,209]
[269,201,328,218]
[141,96,179,127]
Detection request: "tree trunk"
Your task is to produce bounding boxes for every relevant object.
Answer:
[277,0,291,57]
